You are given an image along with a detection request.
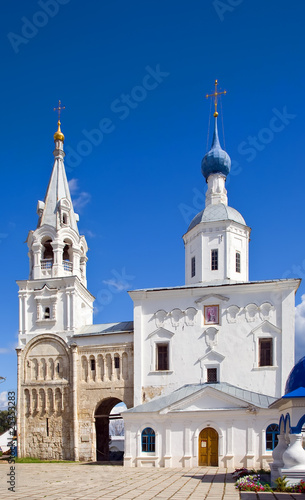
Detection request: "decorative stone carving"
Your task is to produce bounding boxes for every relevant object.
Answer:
[245,303,259,322]
[184,307,197,326]
[204,327,218,348]
[259,302,273,321]
[226,305,240,324]
[281,433,305,485]
[170,308,184,328]
[154,309,167,328]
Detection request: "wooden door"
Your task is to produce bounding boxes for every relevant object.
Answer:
[198,427,218,466]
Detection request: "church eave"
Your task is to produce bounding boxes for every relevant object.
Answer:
[128,278,301,299]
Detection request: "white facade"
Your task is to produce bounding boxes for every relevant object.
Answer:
[122,113,300,468]
[131,280,298,408]
[16,111,301,468]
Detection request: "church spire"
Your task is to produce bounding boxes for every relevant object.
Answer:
[37,114,79,233]
[27,106,88,286]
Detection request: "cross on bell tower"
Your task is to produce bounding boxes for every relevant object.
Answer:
[206,79,227,117]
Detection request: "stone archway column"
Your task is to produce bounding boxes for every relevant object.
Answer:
[71,344,79,461]
[280,433,305,486]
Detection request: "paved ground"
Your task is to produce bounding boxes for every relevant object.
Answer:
[0,463,304,499]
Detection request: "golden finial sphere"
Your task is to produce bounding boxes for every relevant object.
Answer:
[54,120,65,142]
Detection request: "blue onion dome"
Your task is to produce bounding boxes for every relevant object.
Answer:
[285,357,305,394]
[201,116,231,180]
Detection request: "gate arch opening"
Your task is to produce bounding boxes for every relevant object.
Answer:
[94,397,124,461]
[198,427,218,466]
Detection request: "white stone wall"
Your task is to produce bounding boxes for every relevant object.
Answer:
[123,408,280,468]
[184,220,250,285]
[131,280,297,407]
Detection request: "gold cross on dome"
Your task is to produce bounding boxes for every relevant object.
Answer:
[206,80,227,117]
[53,100,65,120]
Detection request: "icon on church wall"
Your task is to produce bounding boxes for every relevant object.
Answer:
[204,305,219,325]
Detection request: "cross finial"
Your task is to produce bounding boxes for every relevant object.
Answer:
[206,80,227,117]
[53,100,65,120]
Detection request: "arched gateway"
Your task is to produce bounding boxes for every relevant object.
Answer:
[95,398,123,461]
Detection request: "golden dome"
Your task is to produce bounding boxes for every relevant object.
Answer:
[54,120,65,142]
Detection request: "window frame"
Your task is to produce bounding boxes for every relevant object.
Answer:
[156,343,169,371]
[191,256,196,278]
[236,251,241,273]
[266,423,279,451]
[207,367,217,383]
[259,338,273,367]
[141,427,156,453]
[211,249,218,271]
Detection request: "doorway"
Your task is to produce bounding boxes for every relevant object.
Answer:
[198,427,218,466]
[95,397,123,461]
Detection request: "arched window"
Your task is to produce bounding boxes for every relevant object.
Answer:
[41,239,54,269]
[43,240,53,260]
[266,423,279,450]
[63,244,71,261]
[63,241,73,271]
[141,427,155,452]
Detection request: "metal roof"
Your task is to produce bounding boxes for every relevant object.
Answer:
[188,204,246,232]
[128,278,301,294]
[74,321,133,337]
[124,382,277,413]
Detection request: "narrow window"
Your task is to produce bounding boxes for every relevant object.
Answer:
[62,213,67,225]
[44,307,50,319]
[156,344,169,371]
[211,249,218,271]
[90,359,95,371]
[114,357,120,369]
[56,363,60,374]
[191,256,196,278]
[46,418,49,437]
[141,427,155,452]
[207,368,217,383]
[259,339,273,366]
[236,252,241,273]
[266,423,279,450]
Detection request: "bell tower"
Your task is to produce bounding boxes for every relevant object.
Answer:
[183,81,251,286]
[17,109,94,346]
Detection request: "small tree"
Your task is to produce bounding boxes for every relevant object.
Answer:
[0,411,11,434]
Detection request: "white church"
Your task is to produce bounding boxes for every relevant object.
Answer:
[16,88,305,471]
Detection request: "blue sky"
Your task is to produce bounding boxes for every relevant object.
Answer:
[1,0,305,405]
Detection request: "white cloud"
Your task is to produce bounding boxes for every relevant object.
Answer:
[72,192,91,212]
[295,294,305,362]
[68,179,91,212]
[82,229,96,238]
[0,391,8,410]
[68,178,78,194]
